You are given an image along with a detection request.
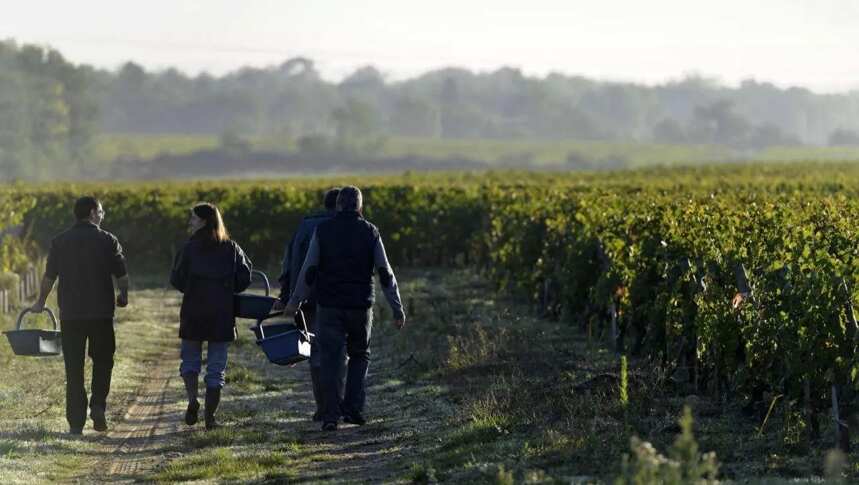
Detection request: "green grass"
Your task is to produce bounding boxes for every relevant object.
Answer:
[0,287,178,484]
[391,269,859,483]
[93,133,859,171]
[93,133,219,164]
[4,270,856,483]
[378,136,733,167]
[153,447,292,482]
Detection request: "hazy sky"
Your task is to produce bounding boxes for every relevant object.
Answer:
[3,0,858,92]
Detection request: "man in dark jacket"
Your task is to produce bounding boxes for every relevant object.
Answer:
[284,186,406,431]
[31,196,129,435]
[277,188,347,421]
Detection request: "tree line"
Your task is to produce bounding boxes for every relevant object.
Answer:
[3,39,859,180]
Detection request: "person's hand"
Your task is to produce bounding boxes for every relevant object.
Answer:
[271,300,285,313]
[30,302,45,313]
[116,293,128,308]
[393,318,405,330]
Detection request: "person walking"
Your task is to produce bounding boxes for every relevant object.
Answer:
[284,186,406,431]
[170,202,252,430]
[276,187,347,422]
[31,196,129,435]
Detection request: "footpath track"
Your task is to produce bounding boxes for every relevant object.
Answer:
[75,286,439,483]
[91,350,184,483]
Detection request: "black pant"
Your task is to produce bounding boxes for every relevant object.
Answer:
[60,319,116,429]
[304,306,346,415]
[317,306,372,423]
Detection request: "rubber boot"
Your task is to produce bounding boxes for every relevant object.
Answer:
[182,373,200,426]
[310,366,324,421]
[204,387,221,430]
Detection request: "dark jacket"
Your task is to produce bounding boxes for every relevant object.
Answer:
[44,221,127,321]
[315,211,379,309]
[170,233,252,342]
[278,210,334,303]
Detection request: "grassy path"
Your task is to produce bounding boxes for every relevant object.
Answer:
[4,269,851,483]
[0,277,448,484]
[90,347,183,482]
[148,274,450,484]
[0,288,183,483]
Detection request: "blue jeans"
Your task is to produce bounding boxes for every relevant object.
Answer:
[180,340,230,389]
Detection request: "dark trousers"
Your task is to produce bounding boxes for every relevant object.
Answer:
[60,319,116,430]
[304,306,346,416]
[317,305,372,423]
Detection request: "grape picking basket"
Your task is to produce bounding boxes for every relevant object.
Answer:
[235,270,312,366]
[250,308,313,366]
[234,270,281,320]
[4,308,62,356]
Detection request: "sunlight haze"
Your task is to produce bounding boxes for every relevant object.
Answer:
[2,0,858,92]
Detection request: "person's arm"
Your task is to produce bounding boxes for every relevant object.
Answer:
[374,237,406,329]
[109,236,129,307]
[277,232,296,301]
[115,275,129,308]
[169,245,188,293]
[283,231,320,314]
[234,244,253,293]
[31,276,56,313]
[32,240,59,312]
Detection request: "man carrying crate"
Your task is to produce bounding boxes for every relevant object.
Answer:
[277,187,346,421]
[31,196,129,435]
[284,186,405,431]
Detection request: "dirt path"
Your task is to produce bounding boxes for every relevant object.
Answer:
[261,332,440,483]
[68,284,444,484]
[91,352,184,483]
[182,311,448,484]
[85,350,183,483]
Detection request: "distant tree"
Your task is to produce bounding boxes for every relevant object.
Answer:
[0,70,31,179]
[652,118,688,144]
[297,134,332,155]
[332,98,381,140]
[218,129,251,156]
[578,84,653,139]
[0,41,97,179]
[829,128,859,146]
[389,95,440,137]
[748,123,799,148]
[689,100,750,147]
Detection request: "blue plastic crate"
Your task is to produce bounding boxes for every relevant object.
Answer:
[255,322,312,366]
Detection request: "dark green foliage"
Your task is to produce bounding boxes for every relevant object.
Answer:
[0,41,99,180]
[8,163,859,419]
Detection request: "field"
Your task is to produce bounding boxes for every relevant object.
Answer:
[4,163,859,482]
[92,133,859,168]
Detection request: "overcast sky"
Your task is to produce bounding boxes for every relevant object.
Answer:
[2,0,858,92]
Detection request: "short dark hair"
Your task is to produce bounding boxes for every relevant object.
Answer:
[324,187,341,210]
[74,196,100,220]
[336,186,362,212]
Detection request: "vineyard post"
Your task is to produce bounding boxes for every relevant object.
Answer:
[836,278,857,451]
[805,380,818,443]
[832,384,850,452]
[838,278,859,350]
[596,241,618,353]
[541,278,551,317]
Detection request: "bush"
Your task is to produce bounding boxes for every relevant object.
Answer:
[616,406,720,484]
